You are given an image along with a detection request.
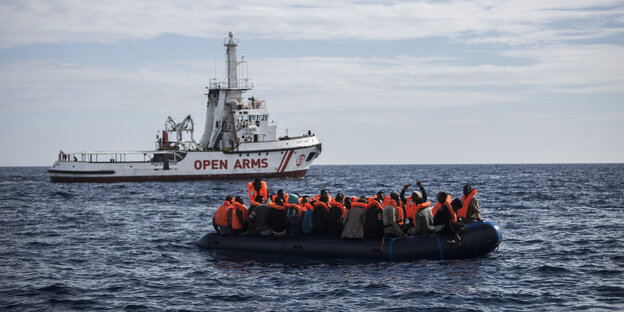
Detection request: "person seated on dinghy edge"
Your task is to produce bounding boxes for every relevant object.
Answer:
[458,184,482,225]
[383,191,407,238]
[229,196,249,234]
[342,197,369,239]
[248,178,268,207]
[268,196,288,237]
[213,195,234,234]
[327,193,346,238]
[432,191,465,244]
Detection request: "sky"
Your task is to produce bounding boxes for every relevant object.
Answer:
[1,0,623,166]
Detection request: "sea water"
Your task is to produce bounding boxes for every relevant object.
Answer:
[0,164,623,311]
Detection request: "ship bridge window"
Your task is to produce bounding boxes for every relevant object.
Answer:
[261,115,267,121]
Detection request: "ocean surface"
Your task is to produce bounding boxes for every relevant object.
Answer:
[1,164,623,311]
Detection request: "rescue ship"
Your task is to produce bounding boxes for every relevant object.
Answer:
[48,32,322,182]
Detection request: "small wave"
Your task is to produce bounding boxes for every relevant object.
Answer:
[37,283,73,295]
[207,293,251,302]
[537,265,569,273]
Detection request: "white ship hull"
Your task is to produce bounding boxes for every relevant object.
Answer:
[49,137,321,182]
[49,32,322,183]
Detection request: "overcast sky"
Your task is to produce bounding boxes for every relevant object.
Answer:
[1,0,623,166]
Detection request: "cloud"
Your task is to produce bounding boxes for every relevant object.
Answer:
[1,0,622,48]
[2,43,622,116]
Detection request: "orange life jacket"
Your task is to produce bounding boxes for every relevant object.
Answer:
[383,197,404,225]
[229,201,248,230]
[329,199,346,218]
[432,195,457,223]
[406,200,431,224]
[313,201,330,212]
[367,198,383,210]
[214,201,231,227]
[351,201,369,210]
[268,202,286,211]
[271,193,289,204]
[247,181,268,206]
[301,202,314,212]
[314,194,333,202]
[284,202,303,217]
[458,189,477,219]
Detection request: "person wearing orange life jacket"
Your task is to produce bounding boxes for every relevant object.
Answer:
[300,196,315,234]
[327,193,346,237]
[383,191,407,238]
[401,181,434,235]
[247,178,268,206]
[342,197,369,239]
[271,189,289,205]
[268,197,288,236]
[433,191,465,244]
[457,184,482,224]
[312,194,331,236]
[213,195,233,234]
[364,192,385,238]
[228,196,249,234]
[383,193,405,227]
[282,199,303,236]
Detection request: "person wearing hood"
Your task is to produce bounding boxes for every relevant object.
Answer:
[383,191,406,238]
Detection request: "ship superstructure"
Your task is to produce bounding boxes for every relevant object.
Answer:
[49,32,321,182]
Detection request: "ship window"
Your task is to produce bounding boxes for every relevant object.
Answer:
[262,115,267,121]
[306,152,316,161]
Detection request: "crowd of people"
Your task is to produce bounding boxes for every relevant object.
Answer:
[212,178,482,244]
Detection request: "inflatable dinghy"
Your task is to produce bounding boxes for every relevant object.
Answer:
[196,220,502,261]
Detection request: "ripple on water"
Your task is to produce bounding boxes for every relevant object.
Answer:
[1,164,623,311]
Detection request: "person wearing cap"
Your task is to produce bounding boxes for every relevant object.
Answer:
[383,191,406,238]
[402,182,434,235]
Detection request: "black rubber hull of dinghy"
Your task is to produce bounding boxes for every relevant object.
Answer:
[196,220,502,261]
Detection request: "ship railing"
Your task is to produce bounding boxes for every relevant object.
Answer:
[208,78,254,90]
[57,150,186,163]
[239,100,266,110]
[277,128,315,141]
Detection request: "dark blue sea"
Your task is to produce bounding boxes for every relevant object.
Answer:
[1,164,623,311]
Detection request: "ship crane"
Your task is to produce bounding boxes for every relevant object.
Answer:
[164,115,198,150]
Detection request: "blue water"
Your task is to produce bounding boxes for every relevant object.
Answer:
[1,164,623,311]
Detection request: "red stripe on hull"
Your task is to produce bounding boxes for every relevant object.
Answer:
[276,150,289,172]
[49,169,309,183]
[280,150,295,173]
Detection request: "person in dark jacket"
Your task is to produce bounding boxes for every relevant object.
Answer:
[327,193,346,237]
[364,192,384,238]
[248,204,272,236]
[269,197,288,236]
[313,194,330,236]
[433,192,465,244]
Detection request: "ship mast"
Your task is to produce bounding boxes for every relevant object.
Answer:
[226,31,239,89]
[198,31,253,151]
